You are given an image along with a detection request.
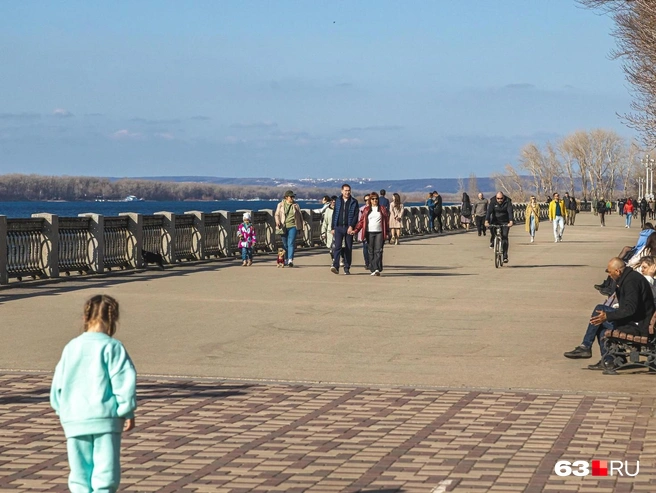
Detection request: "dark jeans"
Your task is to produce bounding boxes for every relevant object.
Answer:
[582,304,616,360]
[333,226,353,270]
[489,225,509,257]
[599,211,605,226]
[428,209,435,232]
[435,209,443,233]
[475,216,486,235]
[367,231,384,272]
[362,240,369,267]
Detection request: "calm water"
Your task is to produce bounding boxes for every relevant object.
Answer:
[0,200,429,218]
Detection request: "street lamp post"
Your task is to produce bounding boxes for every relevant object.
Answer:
[642,154,655,200]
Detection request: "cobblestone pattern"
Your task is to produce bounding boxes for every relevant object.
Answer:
[1,373,655,492]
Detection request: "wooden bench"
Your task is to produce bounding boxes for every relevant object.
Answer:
[602,328,656,375]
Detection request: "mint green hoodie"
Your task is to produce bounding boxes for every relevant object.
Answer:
[50,332,137,438]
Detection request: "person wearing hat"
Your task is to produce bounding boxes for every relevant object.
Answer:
[274,190,305,267]
[237,212,257,266]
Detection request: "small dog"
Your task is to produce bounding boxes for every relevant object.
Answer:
[141,249,165,269]
[277,248,285,268]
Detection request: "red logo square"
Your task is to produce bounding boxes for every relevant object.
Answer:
[592,460,608,476]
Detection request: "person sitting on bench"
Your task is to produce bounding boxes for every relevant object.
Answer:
[595,223,655,295]
[565,257,655,370]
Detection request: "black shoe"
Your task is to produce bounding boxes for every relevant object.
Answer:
[587,360,605,370]
[330,266,339,275]
[344,268,350,275]
[599,287,614,297]
[503,257,508,263]
[364,264,370,270]
[564,346,592,359]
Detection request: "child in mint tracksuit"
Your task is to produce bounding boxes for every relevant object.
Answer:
[50,295,137,493]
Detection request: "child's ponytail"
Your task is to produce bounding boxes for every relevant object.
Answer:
[83,294,120,336]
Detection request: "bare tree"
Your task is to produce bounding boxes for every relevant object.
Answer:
[467,173,479,197]
[579,1,656,146]
[492,165,526,201]
[457,176,465,196]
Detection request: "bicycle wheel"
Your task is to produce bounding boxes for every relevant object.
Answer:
[494,239,501,268]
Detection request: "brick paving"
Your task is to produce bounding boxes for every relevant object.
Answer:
[2,373,656,492]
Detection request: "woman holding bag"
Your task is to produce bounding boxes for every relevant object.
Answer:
[274,190,304,267]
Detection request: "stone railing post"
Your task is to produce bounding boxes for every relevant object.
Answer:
[79,213,104,273]
[185,211,206,260]
[155,212,176,265]
[301,209,313,246]
[119,213,143,268]
[212,210,232,257]
[32,213,59,279]
[0,216,7,285]
[260,209,276,251]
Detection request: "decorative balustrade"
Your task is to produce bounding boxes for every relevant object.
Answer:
[104,216,131,269]
[0,202,550,284]
[6,218,46,280]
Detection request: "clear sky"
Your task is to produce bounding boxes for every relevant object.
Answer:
[0,0,632,179]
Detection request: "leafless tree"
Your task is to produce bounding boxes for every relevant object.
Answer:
[492,165,527,201]
[579,0,656,146]
[467,173,479,197]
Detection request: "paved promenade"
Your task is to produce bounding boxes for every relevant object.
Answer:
[2,212,656,492]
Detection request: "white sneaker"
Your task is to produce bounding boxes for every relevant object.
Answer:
[530,237,534,243]
[339,259,345,267]
[370,271,377,276]
[374,270,381,276]
[554,238,558,243]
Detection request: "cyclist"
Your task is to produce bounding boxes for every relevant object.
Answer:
[485,192,514,263]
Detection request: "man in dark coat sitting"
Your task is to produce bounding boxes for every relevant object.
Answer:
[564,257,655,370]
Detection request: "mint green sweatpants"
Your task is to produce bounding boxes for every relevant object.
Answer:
[66,432,121,493]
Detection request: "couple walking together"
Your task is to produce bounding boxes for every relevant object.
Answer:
[330,184,389,276]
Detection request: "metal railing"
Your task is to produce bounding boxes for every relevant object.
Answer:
[0,202,551,284]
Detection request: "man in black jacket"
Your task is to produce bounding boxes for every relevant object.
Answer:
[433,191,443,234]
[485,192,514,263]
[564,257,655,370]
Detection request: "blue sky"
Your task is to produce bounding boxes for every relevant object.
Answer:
[0,0,632,179]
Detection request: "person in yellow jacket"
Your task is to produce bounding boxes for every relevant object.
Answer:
[548,192,568,242]
[525,196,540,243]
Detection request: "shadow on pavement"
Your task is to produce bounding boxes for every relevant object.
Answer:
[0,260,238,305]
[0,386,50,405]
[508,264,589,269]
[137,381,254,400]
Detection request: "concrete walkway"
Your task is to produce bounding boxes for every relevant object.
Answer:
[1,211,656,492]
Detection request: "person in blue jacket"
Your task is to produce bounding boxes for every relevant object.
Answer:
[51,294,137,493]
[330,183,360,275]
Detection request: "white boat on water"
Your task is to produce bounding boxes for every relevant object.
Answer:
[123,195,144,202]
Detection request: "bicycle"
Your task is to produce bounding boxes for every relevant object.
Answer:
[488,224,509,268]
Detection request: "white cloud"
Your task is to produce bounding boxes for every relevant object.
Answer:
[53,108,74,118]
[154,132,175,140]
[332,138,363,147]
[110,129,142,140]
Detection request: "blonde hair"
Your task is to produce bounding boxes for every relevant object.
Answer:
[83,294,120,336]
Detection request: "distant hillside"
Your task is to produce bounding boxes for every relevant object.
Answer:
[125,176,498,194]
